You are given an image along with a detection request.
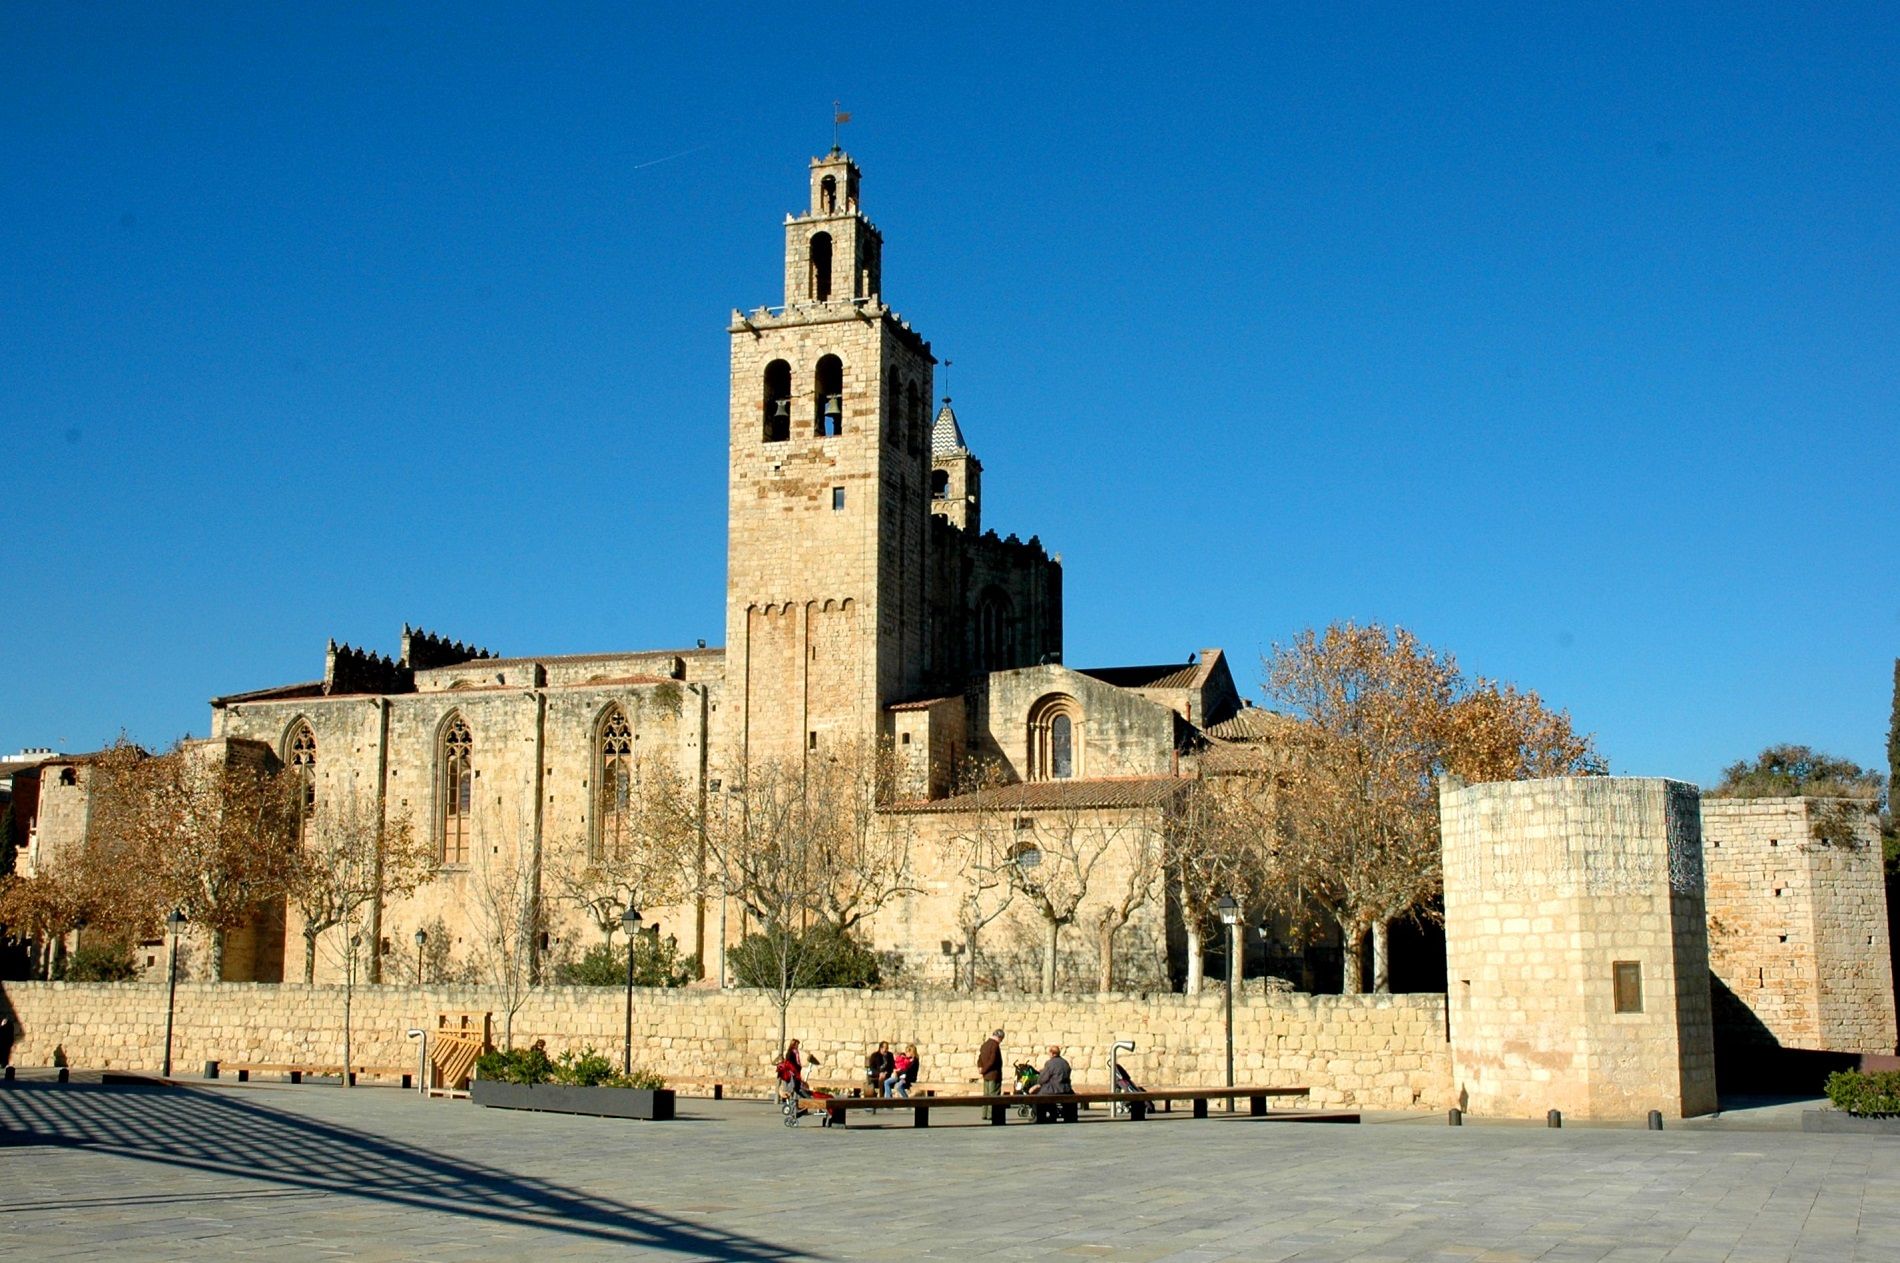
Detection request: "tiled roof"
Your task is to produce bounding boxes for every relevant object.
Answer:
[1198,742,1274,775]
[210,681,327,705]
[891,776,1187,814]
[1204,707,1297,742]
[887,695,959,712]
[1080,663,1202,690]
[930,400,967,456]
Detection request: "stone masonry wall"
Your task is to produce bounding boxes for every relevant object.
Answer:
[1442,777,1718,1120]
[0,982,1450,1111]
[1700,797,1897,1054]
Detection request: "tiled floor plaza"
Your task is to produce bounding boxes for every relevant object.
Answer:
[1,1074,1895,1261]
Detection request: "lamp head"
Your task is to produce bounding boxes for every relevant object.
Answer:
[1216,895,1240,926]
[621,905,643,930]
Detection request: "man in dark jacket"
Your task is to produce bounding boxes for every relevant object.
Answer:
[1033,1045,1074,1123]
[977,1029,1004,1095]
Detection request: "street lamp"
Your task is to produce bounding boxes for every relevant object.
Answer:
[162,909,185,1077]
[621,904,642,1074]
[1217,895,1240,1110]
[414,929,427,986]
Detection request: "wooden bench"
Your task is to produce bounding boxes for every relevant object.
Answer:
[207,1060,413,1088]
[805,1085,1349,1128]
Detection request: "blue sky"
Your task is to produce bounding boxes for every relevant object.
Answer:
[4,4,1896,784]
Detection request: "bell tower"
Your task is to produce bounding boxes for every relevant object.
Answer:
[725,151,936,774]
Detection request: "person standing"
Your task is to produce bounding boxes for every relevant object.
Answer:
[977,1028,1004,1095]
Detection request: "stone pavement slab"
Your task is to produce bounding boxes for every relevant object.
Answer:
[1,1078,1896,1261]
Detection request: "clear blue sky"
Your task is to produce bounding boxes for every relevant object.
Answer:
[4,4,1897,786]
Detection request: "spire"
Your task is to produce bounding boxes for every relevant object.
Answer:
[931,398,967,456]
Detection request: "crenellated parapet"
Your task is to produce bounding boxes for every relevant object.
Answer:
[400,624,497,671]
[323,639,412,696]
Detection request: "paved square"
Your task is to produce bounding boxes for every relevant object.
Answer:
[2,1078,1895,1261]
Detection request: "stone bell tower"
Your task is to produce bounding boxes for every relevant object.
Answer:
[725,150,937,773]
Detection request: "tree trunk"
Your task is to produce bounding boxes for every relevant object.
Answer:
[964,925,979,992]
[1042,921,1060,995]
[1097,920,1116,993]
[1371,920,1390,994]
[1339,918,1369,996]
[209,927,227,983]
[303,930,319,984]
[1184,921,1204,995]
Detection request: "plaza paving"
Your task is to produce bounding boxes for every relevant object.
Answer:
[1,1073,1895,1261]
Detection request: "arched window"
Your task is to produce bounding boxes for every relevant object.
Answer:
[287,721,317,832]
[763,359,792,443]
[815,354,844,436]
[931,469,950,500]
[820,175,837,213]
[440,714,473,865]
[905,382,921,446]
[1029,695,1083,781]
[809,232,833,302]
[887,374,902,445]
[595,707,634,862]
[977,587,1014,671]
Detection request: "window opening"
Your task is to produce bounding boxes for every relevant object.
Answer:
[597,709,634,861]
[1051,714,1073,779]
[289,722,318,830]
[931,469,949,500]
[832,486,845,511]
[809,232,833,302]
[763,360,792,443]
[441,716,473,865]
[1612,961,1643,1013]
[815,354,844,436]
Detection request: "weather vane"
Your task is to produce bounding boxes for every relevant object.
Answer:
[832,101,851,150]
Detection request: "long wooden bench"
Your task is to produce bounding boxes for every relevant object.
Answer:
[798,1085,1351,1128]
[206,1060,413,1088]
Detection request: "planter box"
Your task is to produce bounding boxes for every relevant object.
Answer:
[1801,1109,1900,1136]
[470,1079,675,1121]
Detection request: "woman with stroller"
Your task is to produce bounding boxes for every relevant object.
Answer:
[884,1043,921,1098]
[778,1038,819,1101]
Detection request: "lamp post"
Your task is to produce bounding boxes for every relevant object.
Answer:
[1217,895,1240,1110]
[414,928,427,986]
[621,904,642,1075]
[161,909,184,1077]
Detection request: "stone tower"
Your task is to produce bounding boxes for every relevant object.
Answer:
[725,150,937,772]
[929,399,981,533]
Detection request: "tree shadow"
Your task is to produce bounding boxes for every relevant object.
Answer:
[0,1081,813,1259]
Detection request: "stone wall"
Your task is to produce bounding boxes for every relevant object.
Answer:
[0,982,1451,1110]
[1442,777,1718,1120]
[1700,797,1896,1054]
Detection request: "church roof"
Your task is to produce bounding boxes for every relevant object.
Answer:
[890,775,1187,814]
[1203,706,1297,743]
[930,400,967,456]
[1080,662,1204,690]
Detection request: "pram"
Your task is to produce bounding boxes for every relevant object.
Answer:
[1011,1061,1040,1120]
[777,1058,835,1127]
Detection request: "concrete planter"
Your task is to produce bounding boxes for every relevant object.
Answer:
[470,1079,676,1121]
[1801,1109,1900,1136]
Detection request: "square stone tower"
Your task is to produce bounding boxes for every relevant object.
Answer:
[1441,777,1718,1120]
[725,150,937,772]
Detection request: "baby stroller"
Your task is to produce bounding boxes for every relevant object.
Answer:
[1113,1060,1145,1117]
[1011,1061,1040,1120]
[777,1058,834,1127]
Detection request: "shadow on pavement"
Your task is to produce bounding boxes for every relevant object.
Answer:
[0,1081,812,1260]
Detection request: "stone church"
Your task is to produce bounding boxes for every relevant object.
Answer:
[182,149,1248,988]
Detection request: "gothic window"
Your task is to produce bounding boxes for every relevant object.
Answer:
[763,360,792,443]
[595,707,634,862]
[440,714,473,866]
[931,469,950,500]
[815,354,844,436]
[809,231,833,302]
[1028,695,1083,781]
[287,721,317,832]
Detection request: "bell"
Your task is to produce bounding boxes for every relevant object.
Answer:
[772,399,790,418]
[823,395,842,419]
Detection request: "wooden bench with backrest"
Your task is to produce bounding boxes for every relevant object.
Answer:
[795,1085,1352,1128]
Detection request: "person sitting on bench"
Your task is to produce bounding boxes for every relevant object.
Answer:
[1032,1045,1073,1122]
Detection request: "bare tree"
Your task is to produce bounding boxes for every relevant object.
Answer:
[1167,770,1279,994]
[804,739,918,931]
[941,759,1019,990]
[290,796,430,983]
[1007,804,1146,994]
[546,761,696,946]
[465,799,542,1050]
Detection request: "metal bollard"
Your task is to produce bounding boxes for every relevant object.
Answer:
[1647,1110,1664,1131]
[1447,1107,1462,1126]
[57,1067,70,1083]
[1546,1109,1561,1128]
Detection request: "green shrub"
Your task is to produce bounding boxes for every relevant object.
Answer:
[551,1046,620,1087]
[729,921,881,990]
[475,1045,553,1085]
[554,937,696,988]
[55,942,139,982]
[1825,1069,1900,1117]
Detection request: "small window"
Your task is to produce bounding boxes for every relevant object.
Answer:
[59,767,77,786]
[1612,961,1643,1014]
[808,731,818,751]
[831,487,845,511]
[900,732,911,745]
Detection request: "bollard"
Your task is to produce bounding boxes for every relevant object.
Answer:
[1546,1108,1561,1128]
[3,1066,14,1081]
[1447,1108,1462,1126]
[1647,1110,1664,1131]
[57,1067,70,1083]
